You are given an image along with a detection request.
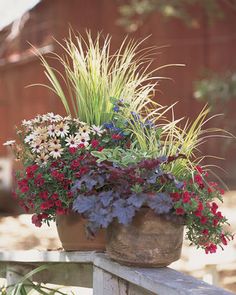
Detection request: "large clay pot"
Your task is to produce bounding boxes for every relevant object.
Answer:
[106,208,184,267]
[56,213,106,251]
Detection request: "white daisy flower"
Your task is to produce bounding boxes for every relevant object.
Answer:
[49,144,63,158]
[22,119,32,127]
[35,152,49,166]
[47,113,63,123]
[31,140,43,153]
[76,134,90,147]
[79,125,91,135]
[63,115,72,121]
[3,140,16,146]
[48,138,61,150]
[73,118,83,125]
[55,122,70,138]
[33,126,48,136]
[91,125,104,137]
[24,133,35,144]
[65,135,80,148]
[47,124,57,137]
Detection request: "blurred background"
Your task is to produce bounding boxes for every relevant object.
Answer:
[0,0,236,293]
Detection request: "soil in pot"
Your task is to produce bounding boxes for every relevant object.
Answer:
[56,213,106,251]
[106,208,184,267]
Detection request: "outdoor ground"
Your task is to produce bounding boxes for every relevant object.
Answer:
[0,192,235,294]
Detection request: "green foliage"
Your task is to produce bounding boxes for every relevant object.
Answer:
[33,32,162,126]
[194,71,236,108]
[4,265,75,295]
[118,0,225,32]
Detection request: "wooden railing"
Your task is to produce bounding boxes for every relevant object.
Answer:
[0,250,234,294]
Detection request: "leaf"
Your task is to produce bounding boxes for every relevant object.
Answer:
[127,193,146,208]
[112,199,136,225]
[90,208,113,228]
[72,195,97,213]
[99,191,114,206]
[147,193,173,214]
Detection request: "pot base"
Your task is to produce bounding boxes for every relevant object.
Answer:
[106,209,184,267]
[56,213,106,251]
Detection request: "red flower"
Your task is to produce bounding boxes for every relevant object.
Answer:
[216,211,223,219]
[56,208,67,215]
[198,201,204,211]
[194,210,202,217]
[51,193,59,200]
[39,191,48,200]
[69,147,77,154]
[170,192,181,201]
[182,191,190,203]
[26,164,38,179]
[200,216,208,224]
[34,174,45,186]
[55,200,62,207]
[40,200,54,210]
[211,202,218,214]
[213,218,219,227]
[78,143,85,149]
[18,179,29,193]
[111,134,123,140]
[176,208,185,215]
[97,146,104,152]
[205,243,217,254]
[195,165,203,174]
[221,234,228,245]
[51,170,65,181]
[91,139,99,148]
[202,229,209,235]
[32,214,42,227]
[71,159,81,170]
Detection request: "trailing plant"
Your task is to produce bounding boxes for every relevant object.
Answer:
[1,264,75,295]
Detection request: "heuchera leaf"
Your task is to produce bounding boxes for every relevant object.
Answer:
[147,193,173,214]
[112,199,136,225]
[72,195,97,213]
[98,191,114,207]
[90,207,113,228]
[127,193,147,208]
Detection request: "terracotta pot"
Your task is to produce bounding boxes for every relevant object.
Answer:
[56,213,106,251]
[106,208,184,267]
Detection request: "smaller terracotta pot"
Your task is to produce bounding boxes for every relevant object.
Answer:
[106,208,184,267]
[56,213,106,251]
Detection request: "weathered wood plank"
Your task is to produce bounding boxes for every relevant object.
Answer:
[93,254,234,295]
[0,251,234,294]
[0,250,97,263]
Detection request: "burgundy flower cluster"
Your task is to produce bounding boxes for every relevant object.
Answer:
[171,166,233,254]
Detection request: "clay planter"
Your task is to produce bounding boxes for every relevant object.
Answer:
[56,213,106,251]
[106,208,184,267]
